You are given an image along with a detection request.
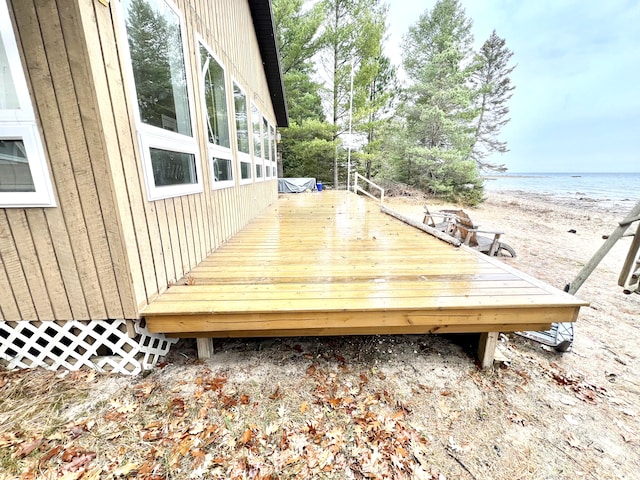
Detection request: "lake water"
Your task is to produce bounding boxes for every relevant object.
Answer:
[484,172,640,211]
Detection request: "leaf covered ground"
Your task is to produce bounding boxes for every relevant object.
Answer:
[1,331,637,480]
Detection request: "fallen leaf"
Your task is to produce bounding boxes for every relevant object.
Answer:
[269,386,283,400]
[191,448,206,467]
[306,364,317,376]
[189,422,205,435]
[239,429,253,445]
[113,462,138,477]
[63,452,96,472]
[14,438,44,458]
[170,397,186,416]
[38,445,62,466]
[299,401,309,414]
[133,381,158,399]
[240,394,250,405]
[266,423,279,435]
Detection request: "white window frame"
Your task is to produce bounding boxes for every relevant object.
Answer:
[196,35,234,190]
[117,0,202,201]
[251,102,264,183]
[0,0,55,208]
[232,80,252,185]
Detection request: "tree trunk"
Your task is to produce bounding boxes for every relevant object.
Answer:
[332,3,339,189]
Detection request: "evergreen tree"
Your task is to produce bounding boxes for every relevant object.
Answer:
[279,120,337,183]
[362,53,398,180]
[273,0,325,127]
[469,30,515,171]
[273,0,324,75]
[397,0,483,204]
[322,0,387,188]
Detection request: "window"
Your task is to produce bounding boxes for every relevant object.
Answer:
[233,82,251,184]
[121,0,201,200]
[198,39,233,189]
[251,103,263,181]
[270,124,278,179]
[0,0,55,207]
[263,117,271,178]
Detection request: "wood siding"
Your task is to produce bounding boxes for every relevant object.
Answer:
[0,0,279,322]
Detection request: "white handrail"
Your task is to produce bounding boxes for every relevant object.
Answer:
[353,172,385,205]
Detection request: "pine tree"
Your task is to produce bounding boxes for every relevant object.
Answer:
[469,30,515,171]
[397,0,483,204]
[322,0,387,188]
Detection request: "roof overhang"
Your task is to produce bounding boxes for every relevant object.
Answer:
[248,0,289,127]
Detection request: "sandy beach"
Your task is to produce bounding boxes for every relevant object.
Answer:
[1,190,639,479]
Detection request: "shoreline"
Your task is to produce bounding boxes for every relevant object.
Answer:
[483,188,638,216]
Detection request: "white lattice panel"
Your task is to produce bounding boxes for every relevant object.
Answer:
[0,319,177,375]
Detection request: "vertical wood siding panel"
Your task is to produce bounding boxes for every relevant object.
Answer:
[94,1,163,306]
[164,199,184,281]
[43,208,89,319]
[188,195,202,263]
[13,0,107,319]
[74,0,146,313]
[154,200,176,286]
[181,197,196,269]
[0,240,20,320]
[58,0,138,318]
[211,190,221,247]
[213,190,222,250]
[25,210,72,319]
[221,189,230,242]
[5,209,55,319]
[147,201,168,295]
[35,0,123,318]
[172,197,190,274]
[227,188,235,238]
[0,211,37,320]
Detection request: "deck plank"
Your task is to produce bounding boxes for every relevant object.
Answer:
[143,192,586,338]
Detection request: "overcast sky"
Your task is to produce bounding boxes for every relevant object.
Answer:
[386,0,640,173]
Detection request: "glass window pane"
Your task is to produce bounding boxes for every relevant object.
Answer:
[240,161,251,179]
[251,104,261,157]
[233,84,249,154]
[124,0,192,136]
[270,125,277,162]
[150,147,196,186]
[0,34,19,110]
[256,163,262,178]
[263,118,269,161]
[212,157,232,182]
[0,139,35,192]
[199,45,230,148]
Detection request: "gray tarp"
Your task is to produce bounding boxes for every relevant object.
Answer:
[278,178,317,193]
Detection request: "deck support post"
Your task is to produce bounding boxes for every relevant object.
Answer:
[196,338,214,359]
[478,332,498,369]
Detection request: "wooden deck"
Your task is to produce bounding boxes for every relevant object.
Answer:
[143,191,586,366]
